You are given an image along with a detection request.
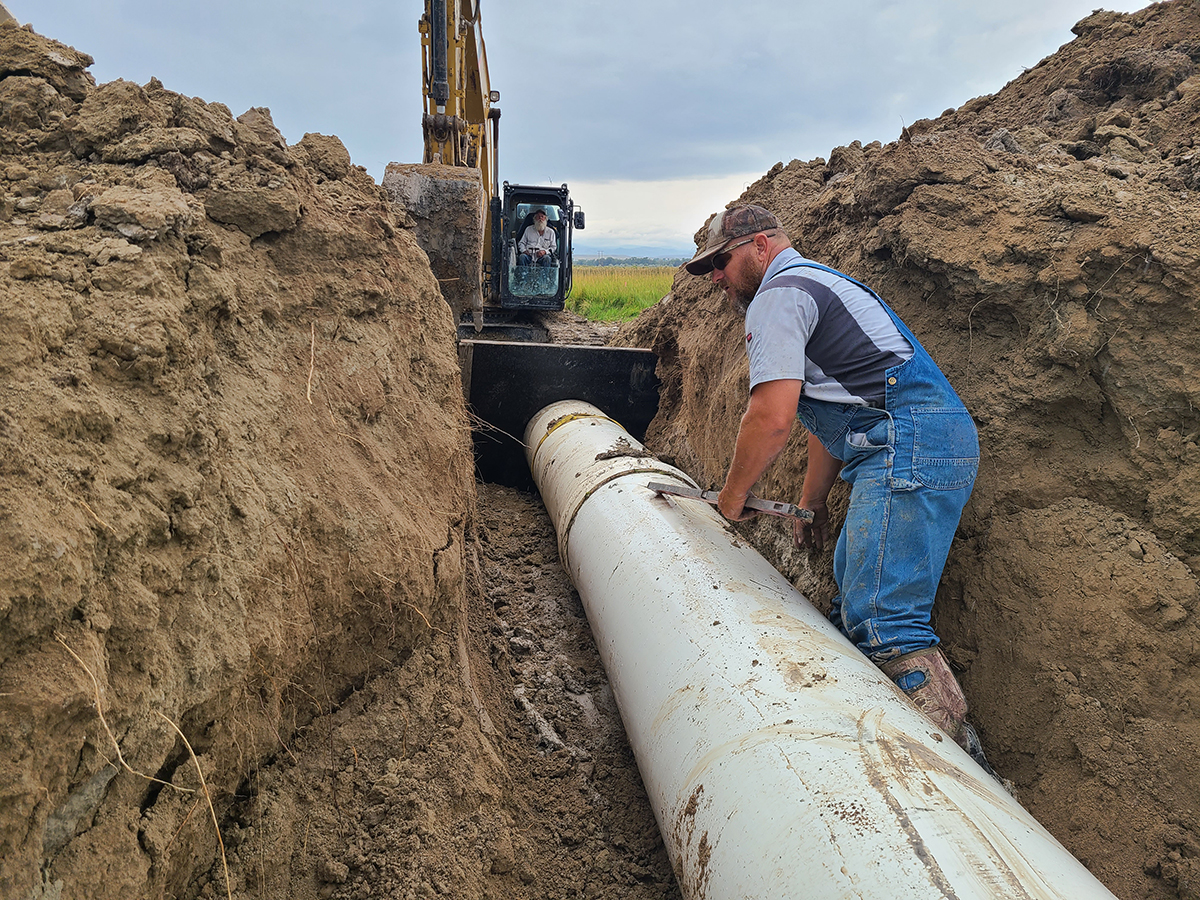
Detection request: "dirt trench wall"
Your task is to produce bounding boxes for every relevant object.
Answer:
[0,24,474,900]
[619,3,1200,898]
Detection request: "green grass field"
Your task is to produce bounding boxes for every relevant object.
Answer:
[568,266,676,321]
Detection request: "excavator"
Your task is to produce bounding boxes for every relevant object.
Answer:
[387,0,659,487]
[385,0,585,337]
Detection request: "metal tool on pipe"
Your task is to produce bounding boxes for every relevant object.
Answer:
[526,399,1117,900]
[646,481,813,522]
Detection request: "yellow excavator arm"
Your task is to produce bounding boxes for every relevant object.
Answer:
[419,0,498,200]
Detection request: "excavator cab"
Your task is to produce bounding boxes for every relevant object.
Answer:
[506,204,562,302]
[492,182,583,311]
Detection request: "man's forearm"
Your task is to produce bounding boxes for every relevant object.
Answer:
[724,409,792,501]
[718,380,802,518]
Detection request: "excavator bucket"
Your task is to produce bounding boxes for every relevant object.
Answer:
[459,340,660,488]
[382,162,487,325]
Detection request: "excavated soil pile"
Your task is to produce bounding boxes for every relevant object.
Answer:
[0,21,485,900]
[0,21,674,900]
[619,3,1200,898]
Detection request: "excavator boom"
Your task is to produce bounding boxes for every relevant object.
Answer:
[419,0,497,195]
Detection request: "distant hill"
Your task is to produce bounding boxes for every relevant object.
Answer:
[575,256,687,268]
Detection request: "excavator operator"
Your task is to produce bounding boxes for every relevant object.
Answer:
[686,204,997,777]
[518,208,557,267]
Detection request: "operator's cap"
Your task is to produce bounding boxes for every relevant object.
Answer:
[532,208,548,217]
[684,205,781,275]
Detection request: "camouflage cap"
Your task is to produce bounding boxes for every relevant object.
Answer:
[685,205,781,275]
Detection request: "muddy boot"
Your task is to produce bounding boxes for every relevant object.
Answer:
[881,647,1000,778]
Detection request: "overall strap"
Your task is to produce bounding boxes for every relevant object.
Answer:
[771,259,877,296]
[769,260,924,350]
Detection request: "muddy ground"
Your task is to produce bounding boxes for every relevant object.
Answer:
[209,482,679,900]
[2,4,1200,900]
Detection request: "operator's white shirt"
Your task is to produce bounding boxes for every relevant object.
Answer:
[519,224,557,256]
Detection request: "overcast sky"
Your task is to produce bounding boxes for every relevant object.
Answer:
[10,0,1146,256]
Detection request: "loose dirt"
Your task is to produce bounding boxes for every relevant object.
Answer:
[1,4,1199,900]
[210,483,677,900]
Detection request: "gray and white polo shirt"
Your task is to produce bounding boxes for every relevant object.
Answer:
[745,249,913,408]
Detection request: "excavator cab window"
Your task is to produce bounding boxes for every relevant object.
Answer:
[508,203,563,299]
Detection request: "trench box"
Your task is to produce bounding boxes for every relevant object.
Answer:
[459,340,660,489]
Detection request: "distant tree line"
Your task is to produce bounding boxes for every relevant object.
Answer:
[575,256,687,268]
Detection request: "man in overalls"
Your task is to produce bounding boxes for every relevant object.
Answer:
[686,205,993,772]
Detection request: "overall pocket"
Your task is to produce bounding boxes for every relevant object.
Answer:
[846,413,892,451]
[840,410,893,484]
[910,407,979,490]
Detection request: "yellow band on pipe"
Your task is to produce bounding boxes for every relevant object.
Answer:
[534,412,624,457]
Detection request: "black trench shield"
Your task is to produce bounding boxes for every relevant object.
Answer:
[459,340,661,490]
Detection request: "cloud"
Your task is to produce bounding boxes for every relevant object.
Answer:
[486,0,1145,184]
[568,171,765,256]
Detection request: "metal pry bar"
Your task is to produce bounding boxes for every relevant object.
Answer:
[646,482,814,523]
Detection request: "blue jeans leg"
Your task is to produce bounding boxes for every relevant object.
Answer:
[829,462,972,665]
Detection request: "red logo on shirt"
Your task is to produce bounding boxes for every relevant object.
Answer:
[746,332,753,343]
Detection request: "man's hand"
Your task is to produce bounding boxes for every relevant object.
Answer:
[717,485,757,522]
[793,500,829,549]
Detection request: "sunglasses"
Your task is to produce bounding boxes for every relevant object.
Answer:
[711,231,775,271]
[711,238,754,272]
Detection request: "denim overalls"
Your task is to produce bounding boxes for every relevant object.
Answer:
[779,262,978,664]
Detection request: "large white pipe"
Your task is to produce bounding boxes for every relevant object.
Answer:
[525,400,1117,900]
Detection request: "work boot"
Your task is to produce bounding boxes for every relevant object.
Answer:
[881,647,1000,778]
